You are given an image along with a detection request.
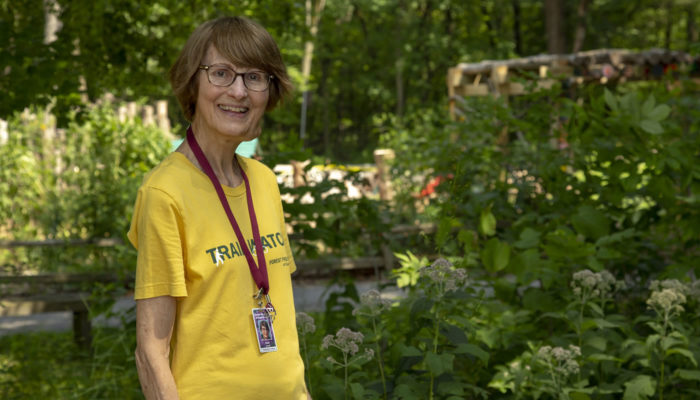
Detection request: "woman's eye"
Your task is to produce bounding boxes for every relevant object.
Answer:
[213,68,232,79]
[246,72,263,82]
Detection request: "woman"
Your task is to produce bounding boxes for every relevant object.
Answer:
[127,16,309,400]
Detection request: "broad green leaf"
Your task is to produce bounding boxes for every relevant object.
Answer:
[350,382,365,399]
[394,384,420,400]
[479,207,497,237]
[595,229,636,247]
[509,248,540,282]
[587,353,621,362]
[587,302,604,317]
[523,291,561,312]
[641,95,656,115]
[571,205,609,240]
[675,369,700,381]
[398,344,423,357]
[481,238,511,272]
[619,91,637,113]
[455,343,490,364]
[410,297,433,317]
[647,104,671,122]
[425,352,454,376]
[476,327,499,349]
[639,120,663,134]
[660,334,686,352]
[585,335,607,352]
[645,334,662,348]
[438,381,466,396]
[594,318,623,329]
[457,229,477,252]
[569,392,592,400]
[443,323,468,345]
[514,227,541,249]
[543,228,595,260]
[604,89,618,112]
[623,375,655,400]
[666,348,698,367]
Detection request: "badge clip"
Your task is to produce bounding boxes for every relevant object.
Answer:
[265,293,276,323]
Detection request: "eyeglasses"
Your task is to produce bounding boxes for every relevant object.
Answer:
[198,64,273,92]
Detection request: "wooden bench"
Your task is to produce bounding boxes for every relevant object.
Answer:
[0,273,130,349]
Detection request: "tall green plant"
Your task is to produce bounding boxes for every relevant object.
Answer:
[0,100,170,273]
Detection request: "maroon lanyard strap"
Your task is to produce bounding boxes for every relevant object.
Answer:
[186,126,269,294]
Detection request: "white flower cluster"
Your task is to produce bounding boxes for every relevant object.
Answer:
[647,279,690,319]
[296,312,316,336]
[571,269,625,303]
[419,258,468,294]
[322,327,374,366]
[537,345,582,377]
[352,289,393,318]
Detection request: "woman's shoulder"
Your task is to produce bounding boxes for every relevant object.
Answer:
[239,156,277,182]
[139,152,198,193]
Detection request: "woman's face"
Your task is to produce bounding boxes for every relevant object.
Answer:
[261,324,269,338]
[192,45,269,143]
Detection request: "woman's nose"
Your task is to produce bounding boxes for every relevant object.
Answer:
[227,75,248,98]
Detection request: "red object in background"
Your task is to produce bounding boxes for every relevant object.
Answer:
[419,174,454,197]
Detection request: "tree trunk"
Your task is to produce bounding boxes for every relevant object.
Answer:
[664,0,673,49]
[480,3,496,50]
[319,57,331,157]
[688,6,698,51]
[43,0,62,45]
[572,0,589,53]
[299,0,326,141]
[395,2,405,118]
[545,0,566,54]
[512,0,522,55]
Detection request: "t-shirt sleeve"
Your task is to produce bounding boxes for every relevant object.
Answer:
[128,185,188,299]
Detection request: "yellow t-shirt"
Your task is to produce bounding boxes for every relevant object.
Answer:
[127,152,307,400]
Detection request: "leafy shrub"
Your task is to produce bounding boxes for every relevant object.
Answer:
[0,100,170,273]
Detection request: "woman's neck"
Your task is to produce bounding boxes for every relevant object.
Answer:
[180,123,243,187]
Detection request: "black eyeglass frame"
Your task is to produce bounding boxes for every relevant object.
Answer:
[198,64,274,92]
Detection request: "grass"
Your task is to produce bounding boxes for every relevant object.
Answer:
[0,323,142,399]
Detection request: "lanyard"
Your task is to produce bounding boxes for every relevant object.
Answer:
[186,126,271,300]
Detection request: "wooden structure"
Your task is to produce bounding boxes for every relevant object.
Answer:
[0,222,435,339]
[0,272,131,349]
[447,48,700,119]
[117,99,172,137]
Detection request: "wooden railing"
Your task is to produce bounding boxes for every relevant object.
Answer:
[0,223,435,345]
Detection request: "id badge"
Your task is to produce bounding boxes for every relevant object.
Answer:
[252,308,277,353]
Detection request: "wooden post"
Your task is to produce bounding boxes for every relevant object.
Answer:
[126,102,138,119]
[491,64,509,97]
[291,160,310,187]
[381,243,394,275]
[373,149,395,201]
[156,100,171,135]
[0,119,7,145]
[143,105,155,126]
[118,105,127,122]
[73,310,92,350]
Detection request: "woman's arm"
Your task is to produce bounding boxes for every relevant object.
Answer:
[135,296,180,400]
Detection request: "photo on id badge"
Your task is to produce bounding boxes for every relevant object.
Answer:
[253,308,277,353]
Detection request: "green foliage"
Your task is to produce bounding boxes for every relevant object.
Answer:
[0,101,170,273]
[0,323,141,399]
[386,79,700,286]
[3,0,699,161]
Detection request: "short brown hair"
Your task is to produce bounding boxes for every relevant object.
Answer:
[169,16,292,121]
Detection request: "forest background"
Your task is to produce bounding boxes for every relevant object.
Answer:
[2,0,700,399]
[3,0,699,160]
